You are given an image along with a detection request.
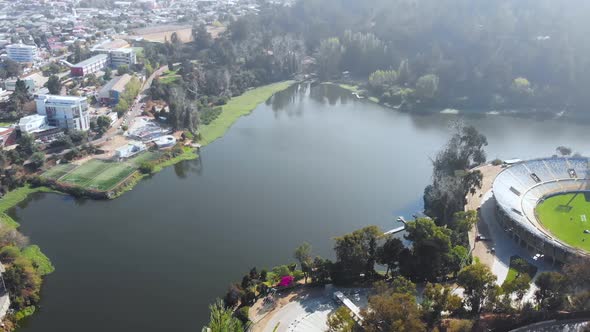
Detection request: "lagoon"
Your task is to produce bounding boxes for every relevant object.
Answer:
[12,83,590,331]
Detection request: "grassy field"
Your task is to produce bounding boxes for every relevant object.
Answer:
[503,255,538,286]
[22,245,55,276]
[43,152,163,192]
[536,193,590,251]
[41,164,77,180]
[199,81,295,146]
[159,69,180,85]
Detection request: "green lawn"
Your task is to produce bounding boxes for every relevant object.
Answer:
[22,245,55,276]
[199,81,295,146]
[128,151,162,167]
[159,75,180,84]
[41,163,77,180]
[60,159,112,187]
[59,159,135,191]
[536,193,590,251]
[503,255,537,286]
[85,163,135,191]
[43,152,167,192]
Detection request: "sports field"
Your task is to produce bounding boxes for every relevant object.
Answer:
[536,192,590,251]
[41,152,162,192]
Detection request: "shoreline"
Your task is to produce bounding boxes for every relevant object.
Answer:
[0,80,297,329]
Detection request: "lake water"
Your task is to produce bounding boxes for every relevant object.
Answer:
[11,83,590,331]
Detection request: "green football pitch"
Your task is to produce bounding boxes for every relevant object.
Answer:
[41,152,162,192]
[536,192,590,251]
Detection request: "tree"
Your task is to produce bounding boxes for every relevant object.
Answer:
[310,256,332,283]
[389,276,416,295]
[362,292,426,332]
[368,70,397,92]
[401,218,453,281]
[9,78,32,118]
[457,261,496,314]
[449,210,478,246]
[103,68,112,81]
[327,306,356,332]
[46,75,61,95]
[0,59,22,79]
[556,146,572,156]
[422,283,462,325]
[144,61,154,77]
[424,123,487,224]
[16,133,37,156]
[503,274,531,306]
[223,285,243,308]
[202,299,245,332]
[376,236,404,278]
[193,24,212,50]
[117,65,129,75]
[534,272,567,311]
[29,152,45,170]
[294,242,313,283]
[96,115,112,134]
[416,74,439,100]
[316,38,343,80]
[334,226,382,282]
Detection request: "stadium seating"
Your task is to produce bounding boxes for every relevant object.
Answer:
[492,157,590,255]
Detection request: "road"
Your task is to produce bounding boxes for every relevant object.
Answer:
[103,65,168,140]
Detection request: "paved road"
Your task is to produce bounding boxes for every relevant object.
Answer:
[479,190,557,302]
[262,287,368,332]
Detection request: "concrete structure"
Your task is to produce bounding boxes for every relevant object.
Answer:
[70,54,108,77]
[6,43,37,63]
[108,48,136,68]
[115,141,146,159]
[36,95,90,131]
[154,135,176,148]
[492,157,590,264]
[4,77,35,92]
[18,114,48,134]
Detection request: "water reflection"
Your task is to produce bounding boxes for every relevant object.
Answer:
[173,155,203,178]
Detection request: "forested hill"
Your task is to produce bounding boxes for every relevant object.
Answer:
[233,0,590,112]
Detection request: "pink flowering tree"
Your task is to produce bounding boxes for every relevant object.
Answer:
[278,275,294,287]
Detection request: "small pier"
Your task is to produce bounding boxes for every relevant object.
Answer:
[384,216,408,235]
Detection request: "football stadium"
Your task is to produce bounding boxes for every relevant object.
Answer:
[493,157,590,264]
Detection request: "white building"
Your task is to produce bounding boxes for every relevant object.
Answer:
[36,95,90,131]
[18,114,49,134]
[154,135,176,148]
[70,54,109,77]
[115,141,146,159]
[6,44,37,63]
[109,48,136,68]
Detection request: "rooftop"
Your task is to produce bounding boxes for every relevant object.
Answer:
[111,74,132,92]
[72,54,108,68]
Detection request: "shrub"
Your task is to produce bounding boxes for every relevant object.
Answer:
[293,270,305,281]
[139,162,154,174]
[200,107,223,125]
[235,306,250,324]
[491,158,503,166]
